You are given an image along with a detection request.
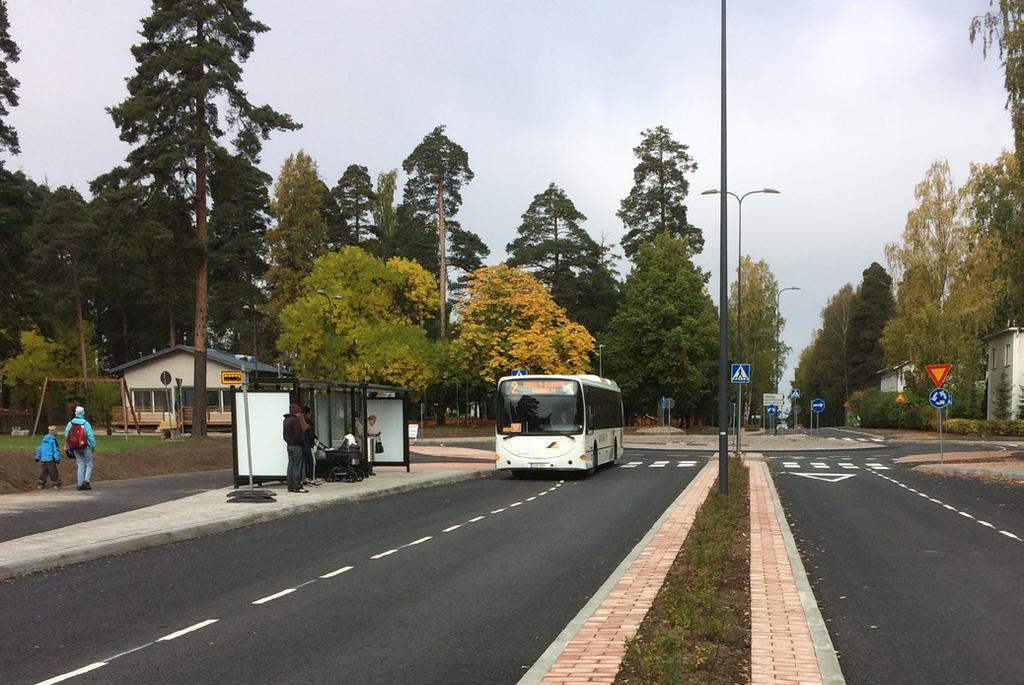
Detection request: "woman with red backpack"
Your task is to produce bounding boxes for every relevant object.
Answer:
[65,406,97,491]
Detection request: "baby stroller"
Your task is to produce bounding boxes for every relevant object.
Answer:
[323,435,365,483]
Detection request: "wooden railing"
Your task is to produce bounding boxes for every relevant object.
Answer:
[111,406,233,428]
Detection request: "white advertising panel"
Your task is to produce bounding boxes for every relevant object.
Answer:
[235,391,291,477]
[366,399,405,464]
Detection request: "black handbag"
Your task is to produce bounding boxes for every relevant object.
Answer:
[374,439,384,454]
[65,448,76,460]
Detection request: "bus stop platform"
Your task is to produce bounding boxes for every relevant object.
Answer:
[0,461,495,581]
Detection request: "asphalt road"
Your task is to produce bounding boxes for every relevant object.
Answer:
[770,434,1024,684]
[0,446,498,543]
[0,449,703,685]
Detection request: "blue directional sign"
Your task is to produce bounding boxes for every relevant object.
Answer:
[766,405,778,416]
[660,396,668,409]
[929,388,953,409]
[730,363,751,384]
[790,388,801,400]
[811,398,825,414]
[510,369,528,376]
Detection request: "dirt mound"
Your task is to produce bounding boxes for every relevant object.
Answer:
[0,439,231,494]
[635,425,687,435]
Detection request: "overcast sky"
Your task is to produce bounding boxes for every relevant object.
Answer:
[3,1,1014,398]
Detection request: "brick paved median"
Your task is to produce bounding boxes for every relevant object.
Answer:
[533,462,717,684]
[749,462,825,685]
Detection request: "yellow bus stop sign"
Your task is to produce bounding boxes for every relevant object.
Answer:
[220,370,244,385]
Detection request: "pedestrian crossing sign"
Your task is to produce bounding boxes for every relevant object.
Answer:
[730,363,751,384]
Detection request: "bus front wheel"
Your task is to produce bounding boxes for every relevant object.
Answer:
[588,444,598,476]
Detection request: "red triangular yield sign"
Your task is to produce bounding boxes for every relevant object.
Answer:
[925,364,952,388]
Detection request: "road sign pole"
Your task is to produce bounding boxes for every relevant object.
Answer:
[737,383,742,455]
[938,407,944,464]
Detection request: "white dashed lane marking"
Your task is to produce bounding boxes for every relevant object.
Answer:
[157,619,219,642]
[621,461,642,468]
[783,462,800,468]
[253,588,296,605]
[36,662,109,684]
[650,461,669,468]
[870,470,1022,544]
[320,566,353,579]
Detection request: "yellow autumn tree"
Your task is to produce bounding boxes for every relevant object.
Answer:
[882,159,1002,389]
[277,247,439,390]
[450,265,595,385]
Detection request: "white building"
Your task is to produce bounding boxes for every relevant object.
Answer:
[107,345,284,428]
[984,328,1024,420]
[878,361,912,394]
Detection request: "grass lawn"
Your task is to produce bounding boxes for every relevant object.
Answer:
[0,434,168,453]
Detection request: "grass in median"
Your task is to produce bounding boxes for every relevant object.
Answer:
[616,457,750,685]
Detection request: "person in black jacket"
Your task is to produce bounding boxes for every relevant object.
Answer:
[282,403,306,493]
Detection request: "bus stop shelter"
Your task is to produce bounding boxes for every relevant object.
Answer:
[230,377,411,487]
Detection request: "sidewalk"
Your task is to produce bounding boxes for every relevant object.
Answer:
[0,460,494,581]
[521,460,843,684]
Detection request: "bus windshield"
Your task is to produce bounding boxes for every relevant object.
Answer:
[497,379,583,435]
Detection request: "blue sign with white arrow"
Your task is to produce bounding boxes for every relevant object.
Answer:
[730,363,751,384]
[766,405,778,416]
[929,388,953,409]
[811,398,825,414]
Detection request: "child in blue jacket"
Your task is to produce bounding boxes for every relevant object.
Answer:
[35,425,63,490]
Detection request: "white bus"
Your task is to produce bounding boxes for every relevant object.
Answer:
[495,374,624,475]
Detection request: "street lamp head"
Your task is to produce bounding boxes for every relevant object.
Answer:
[762,188,781,194]
[700,189,720,195]
[316,289,326,295]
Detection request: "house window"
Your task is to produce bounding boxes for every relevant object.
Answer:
[207,390,221,411]
[132,390,152,411]
[991,348,997,370]
[1006,343,1012,367]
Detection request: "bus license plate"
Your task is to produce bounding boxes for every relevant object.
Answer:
[530,462,553,469]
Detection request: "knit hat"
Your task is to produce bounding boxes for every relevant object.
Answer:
[289,403,301,415]
[75,406,85,418]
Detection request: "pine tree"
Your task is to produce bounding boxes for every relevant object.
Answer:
[848,262,895,391]
[0,0,20,161]
[994,371,1013,420]
[89,168,195,362]
[108,0,299,436]
[507,182,599,306]
[331,164,375,248]
[266,150,327,319]
[0,169,48,362]
[402,124,480,337]
[617,125,701,258]
[25,187,98,404]
[208,143,273,358]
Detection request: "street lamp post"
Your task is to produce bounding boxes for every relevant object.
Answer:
[598,344,605,378]
[775,286,800,434]
[242,303,259,360]
[701,187,780,454]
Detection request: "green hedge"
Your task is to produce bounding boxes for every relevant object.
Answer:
[942,418,1024,436]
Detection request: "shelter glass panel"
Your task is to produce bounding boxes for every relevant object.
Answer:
[329,389,353,447]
